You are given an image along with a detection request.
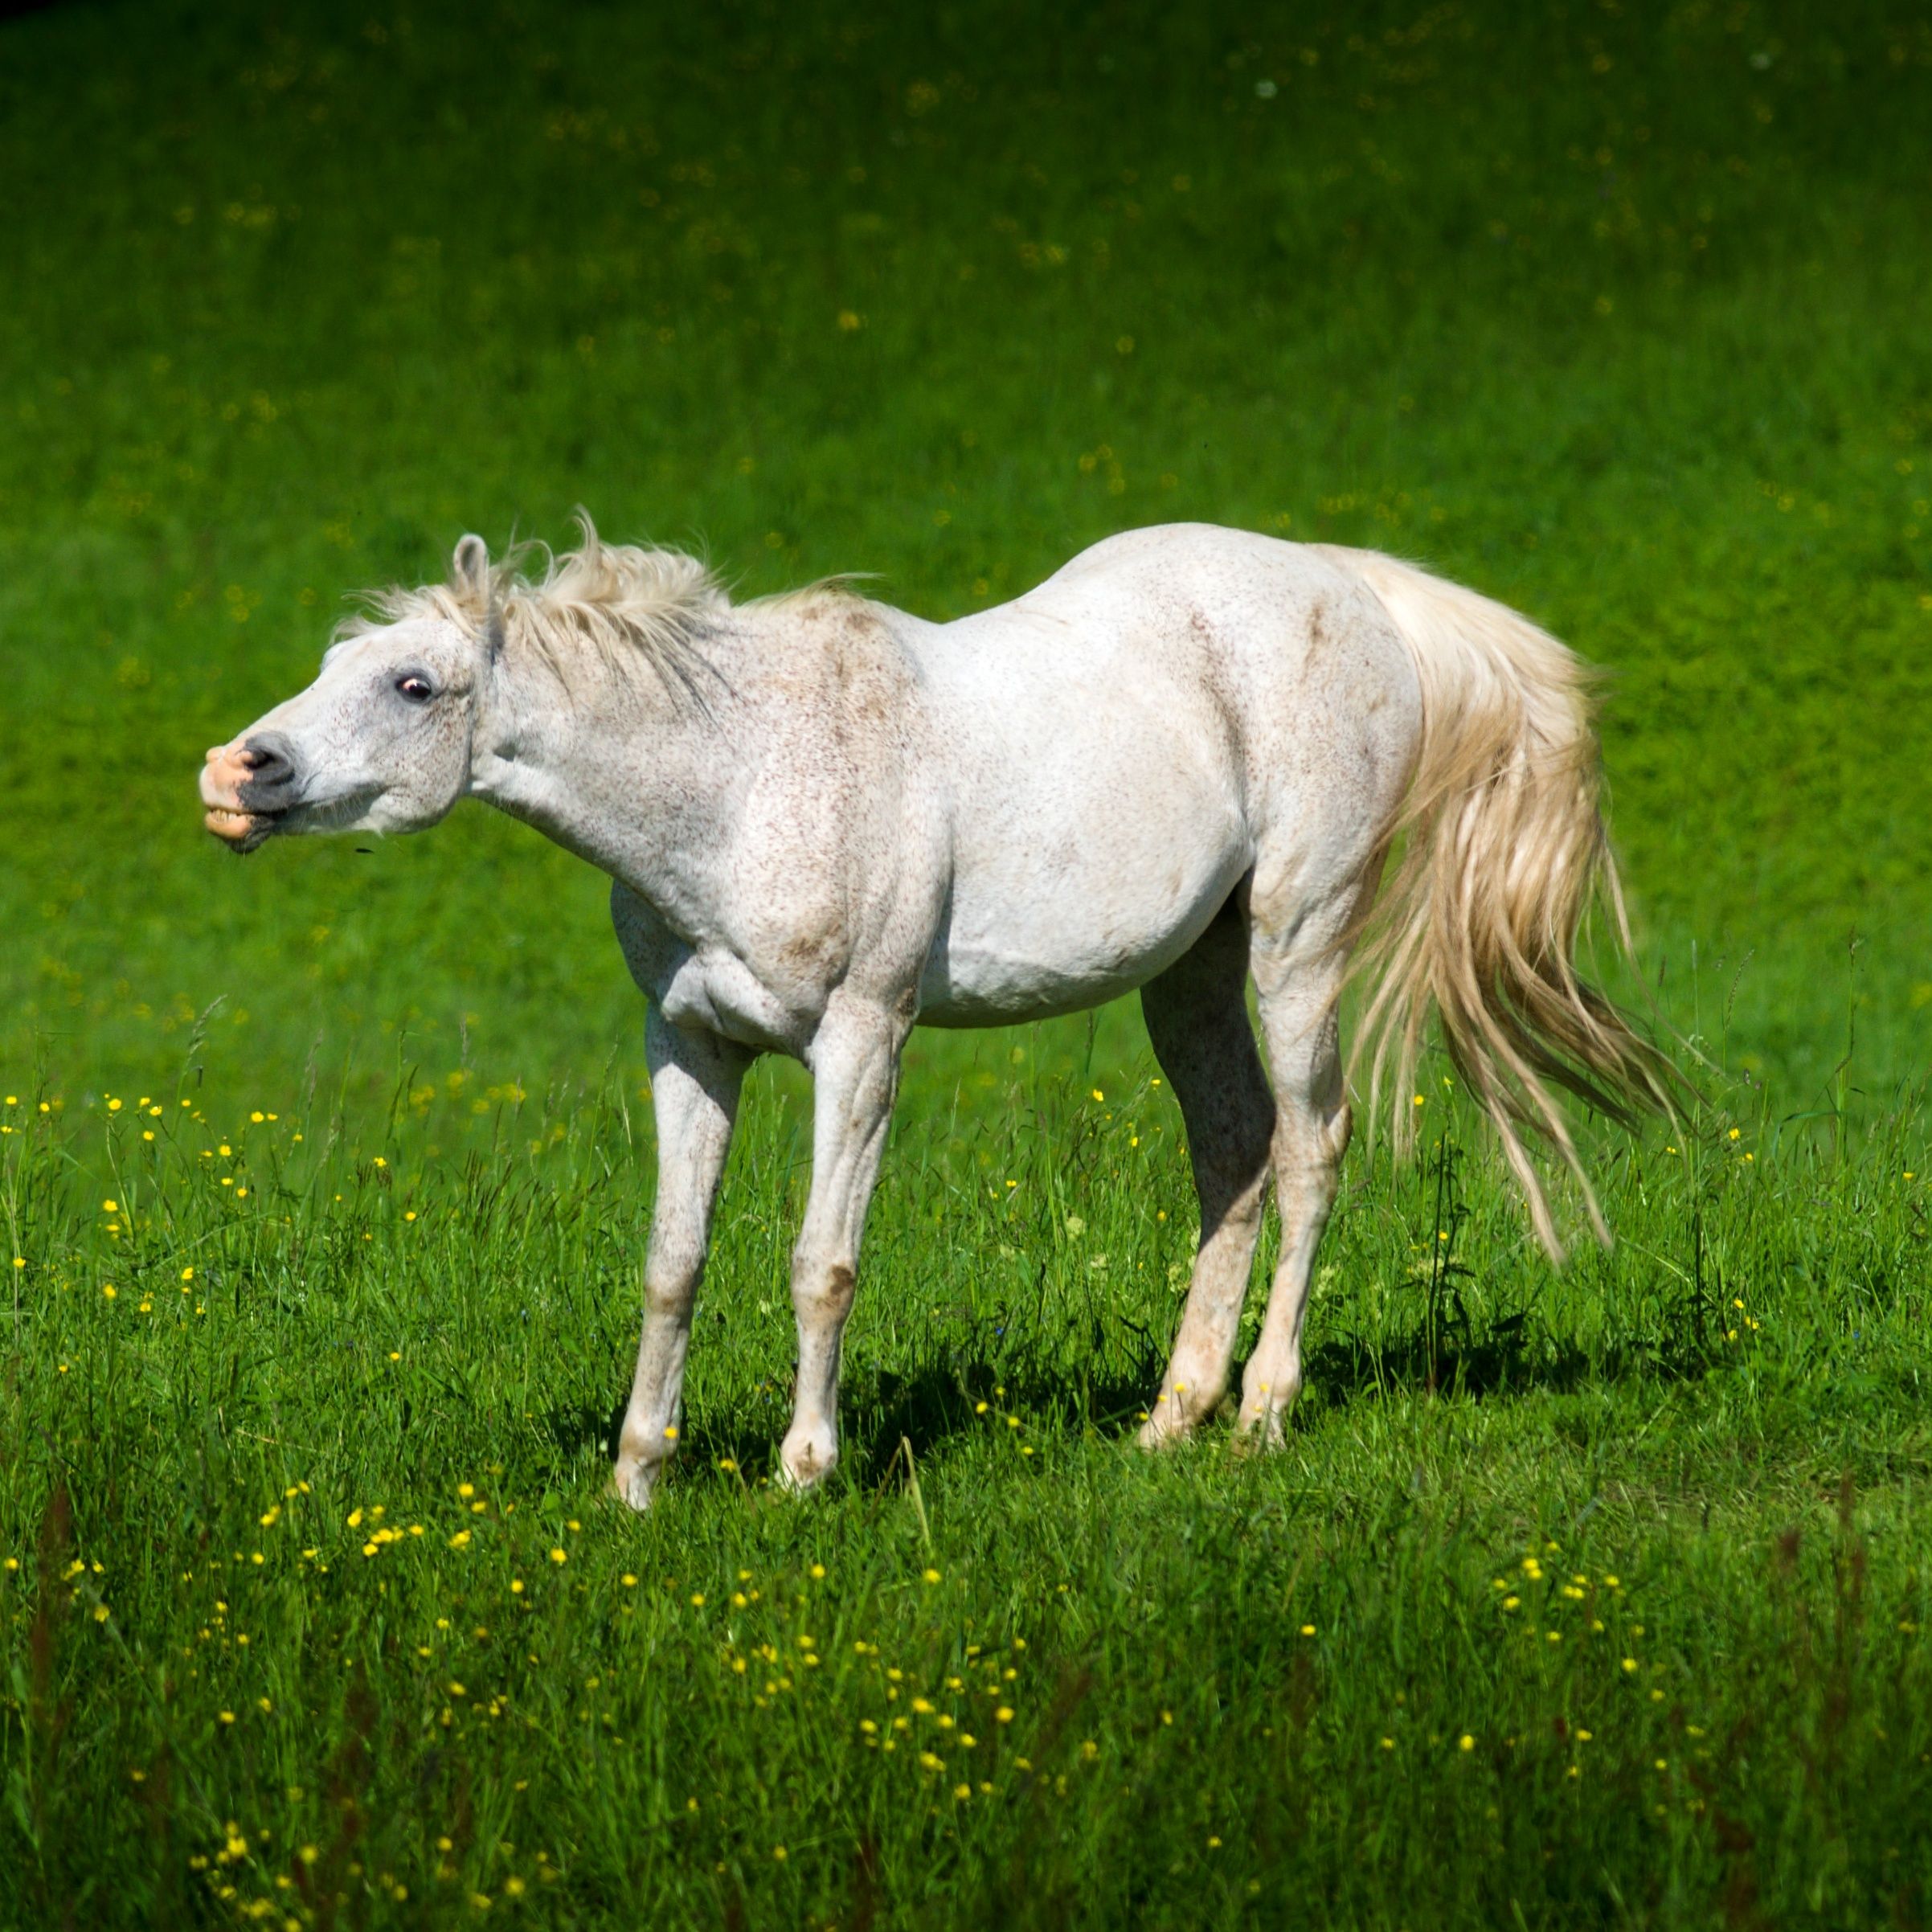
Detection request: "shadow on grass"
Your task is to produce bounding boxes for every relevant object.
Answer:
[540,1304,1721,1492]
[1301,1301,1725,1415]
[839,1360,1163,1487]
[1300,1317,1593,1410]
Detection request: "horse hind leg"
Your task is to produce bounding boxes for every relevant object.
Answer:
[1235,909,1357,1446]
[1138,899,1277,1448]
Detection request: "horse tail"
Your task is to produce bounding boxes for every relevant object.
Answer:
[1317,546,1676,1261]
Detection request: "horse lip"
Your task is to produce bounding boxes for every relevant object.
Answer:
[203,803,285,851]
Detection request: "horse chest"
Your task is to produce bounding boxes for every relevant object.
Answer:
[653,948,804,1053]
[612,887,809,1053]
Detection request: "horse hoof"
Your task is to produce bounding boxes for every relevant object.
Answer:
[777,1439,837,1493]
[1232,1411,1287,1453]
[1136,1409,1191,1451]
[609,1461,657,1513]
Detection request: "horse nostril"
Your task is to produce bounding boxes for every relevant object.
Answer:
[239,732,299,802]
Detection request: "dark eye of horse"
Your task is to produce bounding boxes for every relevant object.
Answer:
[397,675,435,704]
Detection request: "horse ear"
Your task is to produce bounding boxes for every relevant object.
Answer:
[452,533,490,597]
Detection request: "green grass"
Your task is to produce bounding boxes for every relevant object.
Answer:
[2,0,1930,1924]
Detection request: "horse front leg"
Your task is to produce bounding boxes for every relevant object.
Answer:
[779,997,907,1492]
[612,1009,751,1512]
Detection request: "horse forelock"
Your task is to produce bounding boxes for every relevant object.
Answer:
[336,514,730,702]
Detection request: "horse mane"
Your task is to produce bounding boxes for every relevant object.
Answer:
[339,513,731,704]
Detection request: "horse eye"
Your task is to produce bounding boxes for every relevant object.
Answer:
[396,674,435,704]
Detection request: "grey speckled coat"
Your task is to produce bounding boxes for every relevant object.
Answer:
[201,521,1666,1508]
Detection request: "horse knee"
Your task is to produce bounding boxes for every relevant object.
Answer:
[644,1227,706,1301]
[792,1258,856,1325]
[642,1279,695,1324]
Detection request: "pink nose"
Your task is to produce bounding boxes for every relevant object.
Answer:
[202,736,296,805]
[202,743,251,808]
[201,733,300,849]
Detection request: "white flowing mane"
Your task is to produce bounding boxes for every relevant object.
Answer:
[340,515,730,700]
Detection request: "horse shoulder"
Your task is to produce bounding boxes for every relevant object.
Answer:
[710,599,947,1002]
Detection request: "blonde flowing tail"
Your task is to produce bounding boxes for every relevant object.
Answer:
[1320,546,1676,1260]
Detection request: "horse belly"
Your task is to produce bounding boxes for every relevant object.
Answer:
[916,797,1250,1026]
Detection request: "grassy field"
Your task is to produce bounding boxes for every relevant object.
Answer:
[2,0,1930,1925]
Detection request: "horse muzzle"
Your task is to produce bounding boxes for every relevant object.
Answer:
[201,732,301,851]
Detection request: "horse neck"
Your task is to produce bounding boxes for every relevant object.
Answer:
[468,642,726,890]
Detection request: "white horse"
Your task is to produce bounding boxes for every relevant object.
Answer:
[201,518,1668,1508]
